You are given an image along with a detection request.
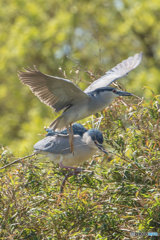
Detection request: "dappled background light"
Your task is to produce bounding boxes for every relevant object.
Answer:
[0,0,160,154]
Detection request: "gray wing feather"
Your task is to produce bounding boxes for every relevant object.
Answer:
[84,52,142,93]
[18,66,89,112]
[34,134,84,155]
[46,123,87,137]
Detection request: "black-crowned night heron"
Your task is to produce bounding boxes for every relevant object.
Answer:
[34,123,108,170]
[18,52,142,153]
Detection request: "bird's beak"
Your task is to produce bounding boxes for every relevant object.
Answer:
[116,90,133,96]
[95,142,108,155]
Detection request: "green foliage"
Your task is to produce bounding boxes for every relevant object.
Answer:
[0,1,160,237]
[0,97,159,239]
[1,0,160,153]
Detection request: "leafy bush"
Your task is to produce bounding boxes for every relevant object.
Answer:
[0,95,160,239]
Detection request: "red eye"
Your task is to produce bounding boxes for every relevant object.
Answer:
[94,141,97,144]
[113,89,116,93]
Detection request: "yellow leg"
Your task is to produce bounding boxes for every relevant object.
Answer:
[70,123,74,155]
[67,124,74,155]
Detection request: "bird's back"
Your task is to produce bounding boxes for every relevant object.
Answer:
[34,133,96,166]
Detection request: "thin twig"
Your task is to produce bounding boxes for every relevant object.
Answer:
[109,151,158,183]
[0,153,38,170]
[59,169,94,194]
[59,172,72,194]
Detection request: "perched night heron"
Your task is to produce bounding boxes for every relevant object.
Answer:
[18,52,142,153]
[34,123,108,170]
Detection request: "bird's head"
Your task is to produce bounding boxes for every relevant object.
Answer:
[83,129,108,155]
[89,87,133,102]
[112,88,133,97]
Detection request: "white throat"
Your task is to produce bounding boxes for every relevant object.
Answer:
[82,132,98,150]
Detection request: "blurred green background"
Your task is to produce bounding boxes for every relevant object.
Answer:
[0,0,160,155]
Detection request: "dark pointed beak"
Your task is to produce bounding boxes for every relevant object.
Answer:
[95,142,108,155]
[116,90,133,96]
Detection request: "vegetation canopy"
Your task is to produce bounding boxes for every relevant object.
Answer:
[0,0,160,153]
[0,94,160,239]
[0,0,160,238]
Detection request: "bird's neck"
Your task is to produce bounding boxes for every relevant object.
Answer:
[88,91,116,114]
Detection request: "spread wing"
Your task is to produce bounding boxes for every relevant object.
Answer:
[84,52,142,93]
[18,66,89,112]
[34,134,84,155]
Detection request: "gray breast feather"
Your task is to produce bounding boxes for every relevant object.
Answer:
[34,134,84,155]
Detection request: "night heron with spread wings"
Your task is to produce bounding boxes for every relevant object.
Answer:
[18,52,142,153]
[34,123,108,170]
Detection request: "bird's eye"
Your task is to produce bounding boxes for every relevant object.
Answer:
[94,140,98,144]
[113,89,116,93]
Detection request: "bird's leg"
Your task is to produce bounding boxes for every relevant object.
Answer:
[67,125,72,154]
[59,161,79,170]
[70,123,74,155]
[59,156,83,171]
[67,124,74,155]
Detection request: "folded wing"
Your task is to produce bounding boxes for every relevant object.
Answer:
[34,134,84,155]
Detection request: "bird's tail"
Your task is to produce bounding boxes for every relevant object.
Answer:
[49,115,65,130]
